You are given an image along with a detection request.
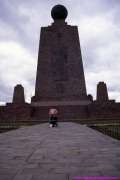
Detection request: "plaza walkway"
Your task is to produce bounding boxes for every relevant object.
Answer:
[0,122,120,180]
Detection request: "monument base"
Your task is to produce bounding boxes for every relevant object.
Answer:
[31,100,91,106]
[1,101,120,122]
[30,100,91,120]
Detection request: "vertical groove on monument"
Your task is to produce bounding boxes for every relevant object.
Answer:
[31,4,89,104]
[13,84,25,104]
[96,82,109,102]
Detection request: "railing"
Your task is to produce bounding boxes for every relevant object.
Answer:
[0,120,47,133]
[88,123,120,140]
[0,119,120,139]
[72,118,120,125]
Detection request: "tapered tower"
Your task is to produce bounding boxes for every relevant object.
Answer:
[31,5,90,106]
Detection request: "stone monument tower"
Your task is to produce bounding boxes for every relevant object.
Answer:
[13,84,25,104]
[31,4,90,107]
[96,82,109,102]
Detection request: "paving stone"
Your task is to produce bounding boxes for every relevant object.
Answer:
[0,175,14,180]
[31,173,67,180]
[13,174,32,180]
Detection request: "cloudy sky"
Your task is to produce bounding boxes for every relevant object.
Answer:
[0,0,120,104]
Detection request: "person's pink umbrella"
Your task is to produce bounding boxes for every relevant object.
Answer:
[49,108,58,115]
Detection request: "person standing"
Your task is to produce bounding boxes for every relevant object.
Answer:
[49,108,58,127]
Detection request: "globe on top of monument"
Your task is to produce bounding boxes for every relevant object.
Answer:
[51,4,68,21]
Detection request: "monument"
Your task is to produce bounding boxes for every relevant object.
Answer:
[96,82,109,102]
[0,4,120,121]
[32,5,89,104]
[13,84,25,104]
[30,4,91,119]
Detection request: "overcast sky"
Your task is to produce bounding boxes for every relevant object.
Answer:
[0,0,120,104]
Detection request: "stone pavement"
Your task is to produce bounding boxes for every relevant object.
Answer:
[0,122,120,180]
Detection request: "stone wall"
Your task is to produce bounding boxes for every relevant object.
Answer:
[88,101,120,119]
[1,102,120,122]
[0,103,31,121]
[30,105,89,120]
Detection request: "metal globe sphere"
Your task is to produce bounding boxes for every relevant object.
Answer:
[51,4,68,20]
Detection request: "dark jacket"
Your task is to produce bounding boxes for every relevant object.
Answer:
[49,115,57,123]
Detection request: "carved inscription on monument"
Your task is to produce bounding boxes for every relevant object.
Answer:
[51,46,68,94]
[51,46,68,81]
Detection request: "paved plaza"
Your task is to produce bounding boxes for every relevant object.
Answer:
[0,122,120,180]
